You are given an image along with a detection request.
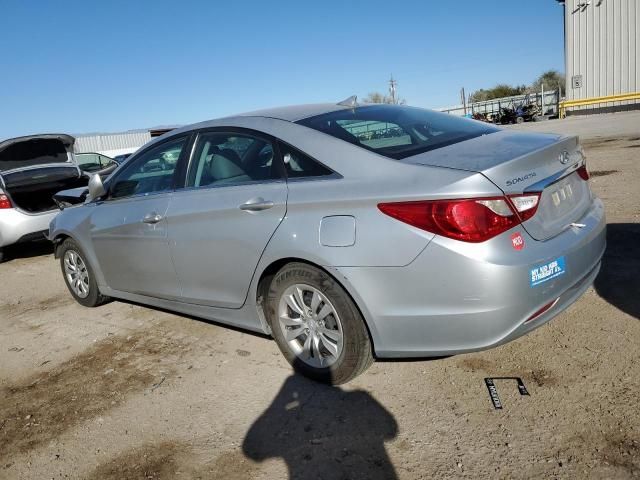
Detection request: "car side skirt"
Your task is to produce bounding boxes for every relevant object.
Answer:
[100,286,269,335]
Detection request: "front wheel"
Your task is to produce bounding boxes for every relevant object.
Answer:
[266,263,373,384]
[59,238,110,307]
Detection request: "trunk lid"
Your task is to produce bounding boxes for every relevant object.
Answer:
[0,164,86,214]
[404,129,592,241]
[0,134,75,172]
[1,164,83,190]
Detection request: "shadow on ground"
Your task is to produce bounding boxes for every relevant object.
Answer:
[243,374,398,480]
[594,223,640,320]
[1,240,53,263]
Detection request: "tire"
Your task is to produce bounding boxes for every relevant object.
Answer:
[59,238,110,307]
[516,116,524,124]
[266,262,373,384]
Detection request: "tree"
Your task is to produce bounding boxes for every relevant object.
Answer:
[469,84,527,103]
[531,70,565,93]
[364,92,389,103]
[466,70,565,105]
[364,92,407,105]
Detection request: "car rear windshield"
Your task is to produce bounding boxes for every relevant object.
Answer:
[296,105,498,160]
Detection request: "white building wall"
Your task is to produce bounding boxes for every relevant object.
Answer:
[74,131,151,157]
[565,0,640,113]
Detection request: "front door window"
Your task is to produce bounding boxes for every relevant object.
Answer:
[110,136,186,199]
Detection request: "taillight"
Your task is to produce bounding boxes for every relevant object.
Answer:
[577,164,590,180]
[508,193,541,222]
[0,194,12,209]
[378,197,520,242]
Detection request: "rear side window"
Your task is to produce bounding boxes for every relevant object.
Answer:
[278,142,333,179]
[297,105,498,160]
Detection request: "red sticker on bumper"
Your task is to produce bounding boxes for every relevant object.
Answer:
[511,232,525,250]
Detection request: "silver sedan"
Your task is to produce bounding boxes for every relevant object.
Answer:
[49,100,606,384]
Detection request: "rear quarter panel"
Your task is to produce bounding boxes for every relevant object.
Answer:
[268,169,502,268]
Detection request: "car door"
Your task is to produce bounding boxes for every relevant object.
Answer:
[166,129,287,309]
[89,135,190,299]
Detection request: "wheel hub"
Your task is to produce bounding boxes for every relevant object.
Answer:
[308,318,318,332]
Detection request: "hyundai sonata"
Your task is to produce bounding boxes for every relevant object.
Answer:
[49,99,606,384]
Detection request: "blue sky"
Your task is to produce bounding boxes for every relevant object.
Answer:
[0,1,565,138]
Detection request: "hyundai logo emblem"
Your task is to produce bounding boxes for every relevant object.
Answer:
[559,151,570,164]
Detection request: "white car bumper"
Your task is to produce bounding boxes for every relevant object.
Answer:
[0,208,58,248]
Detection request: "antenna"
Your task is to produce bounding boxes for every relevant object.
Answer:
[337,95,358,107]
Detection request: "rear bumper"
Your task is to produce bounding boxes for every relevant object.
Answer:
[0,208,57,248]
[337,197,606,357]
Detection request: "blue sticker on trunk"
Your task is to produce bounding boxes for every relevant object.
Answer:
[530,257,566,287]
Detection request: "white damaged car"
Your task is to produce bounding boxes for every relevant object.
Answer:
[0,134,87,261]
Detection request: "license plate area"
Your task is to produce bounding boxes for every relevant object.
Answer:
[548,176,578,210]
[522,172,591,240]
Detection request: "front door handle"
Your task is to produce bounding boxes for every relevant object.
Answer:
[239,197,274,212]
[142,212,163,224]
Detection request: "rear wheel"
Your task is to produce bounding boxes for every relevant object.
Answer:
[59,238,110,307]
[266,263,373,384]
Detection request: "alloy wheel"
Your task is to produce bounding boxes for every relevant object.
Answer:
[63,250,90,299]
[277,283,344,368]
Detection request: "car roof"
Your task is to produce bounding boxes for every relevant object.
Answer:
[144,100,375,148]
[236,103,366,122]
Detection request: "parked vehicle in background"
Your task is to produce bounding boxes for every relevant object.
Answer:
[49,101,606,384]
[498,103,541,124]
[113,153,131,164]
[74,152,119,177]
[0,134,88,262]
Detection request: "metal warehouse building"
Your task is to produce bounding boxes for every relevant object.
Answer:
[73,127,176,157]
[561,0,640,116]
[74,130,151,158]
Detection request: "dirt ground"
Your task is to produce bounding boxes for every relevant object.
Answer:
[1,112,639,479]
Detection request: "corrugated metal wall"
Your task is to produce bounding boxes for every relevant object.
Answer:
[565,0,639,113]
[74,131,151,154]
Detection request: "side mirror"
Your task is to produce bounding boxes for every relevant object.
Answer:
[87,174,106,201]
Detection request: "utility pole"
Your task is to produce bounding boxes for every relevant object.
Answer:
[461,87,467,115]
[389,75,398,104]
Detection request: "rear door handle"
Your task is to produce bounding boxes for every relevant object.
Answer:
[142,212,163,224]
[239,197,274,212]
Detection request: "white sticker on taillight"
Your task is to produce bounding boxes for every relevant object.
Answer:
[510,195,539,213]
[475,199,513,216]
